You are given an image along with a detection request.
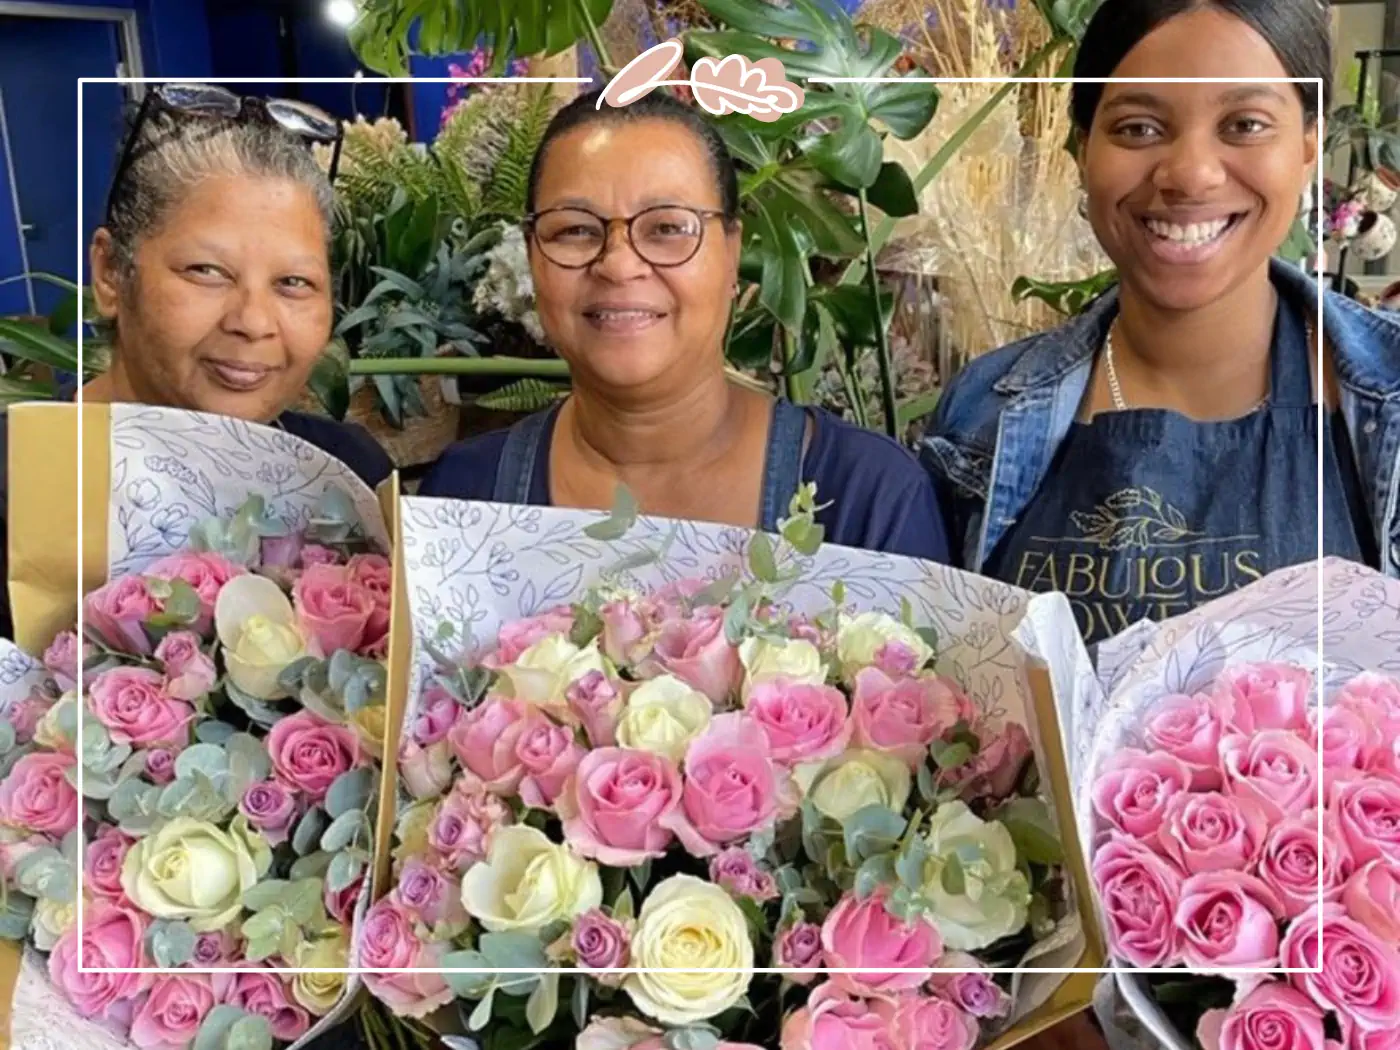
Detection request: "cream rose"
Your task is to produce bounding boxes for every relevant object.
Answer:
[215,575,308,700]
[793,749,911,822]
[625,874,753,1026]
[461,825,601,933]
[293,930,349,1015]
[739,637,826,690]
[835,612,932,683]
[616,675,712,763]
[33,693,76,752]
[121,817,263,932]
[32,897,75,951]
[498,635,608,714]
[920,801,1031,951]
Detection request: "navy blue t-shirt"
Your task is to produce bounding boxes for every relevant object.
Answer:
[418,403,951,562]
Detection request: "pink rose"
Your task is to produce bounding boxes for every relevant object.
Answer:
[567,670,622,748]
[361,898,454,1019]
[239,780,300,847]
[5,691,53,745]
[87,667,195,748]
[324,873,363,926]
[648,607,741,704]
[400,738,454,800]
[485,606,575,668]
[558,747,684,866]
[1159,791,1269,874]
[709,847,779,902]
[397,858,467,930]
[145,748,177,785]
[821,890,942,998]
[47,902,151,1023]
[0,832,49,881]
[1221,731,1319,821]
[1282,903,1400,1031]
[600,598,651,666]
[955,722,1033,803]
[571,908,630,970]
[873,640,922,678]
[131,974,216,1050]
[515,717,586,809]
[780,982,896,1050]
[677,713,784,856]
[299,545,340,568]
[774,921,824,982]
[1337,674,1400,738]
[1316,705,1381,795]
[1332,774,1400,866]
[1091,833,1184,968]
[1216,662,1313,734]
[154,631,217,702]
[85,825,134,904]
[1343,860,1400,944]
[1259,811,1354,918]
[412,685,462,746]
[929,952,1012,1019]
[889,995,978,1050]
[146,551,246,629]
[1197,983,1328,1050]
[84,574,158,654]
[42,631,88,691]
[347,553,392,655]
[1176,871,1285,968]
[0,751,79,836]
[267,711,359,803]
[215,971,309,1043]
[1144,691,1231,790]
[292,563,374,657]
[851,668,970,767]
[448,697,533,795]
[427,783,511,873]
[190,931,238,967]
[259,531,305,571]
[1091,748,1193,840]
[746,677,851,766]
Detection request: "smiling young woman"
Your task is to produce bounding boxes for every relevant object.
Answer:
[418,88,952,562]
[921,0,1400,646]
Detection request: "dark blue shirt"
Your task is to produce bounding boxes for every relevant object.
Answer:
[418,403,951,562]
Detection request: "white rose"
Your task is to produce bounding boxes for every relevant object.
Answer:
[615,675,712,763]
[835,611,932,683]
[461,825,601,933]
[920,801,1031,951]
[498,635,608,714]
[31,898,75,951]
[793,748,911,822]
[739,637,826,690]
[625,875,753,1025]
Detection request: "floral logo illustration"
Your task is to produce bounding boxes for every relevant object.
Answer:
[1068,488,1215,551]
[598,38,804,121]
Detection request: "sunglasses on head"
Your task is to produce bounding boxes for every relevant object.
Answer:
[103,83,344,225]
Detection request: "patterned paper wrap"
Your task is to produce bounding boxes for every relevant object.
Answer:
[390,495,1108,1038]
[1078,557,1400,1050]
[2,403,391,1050]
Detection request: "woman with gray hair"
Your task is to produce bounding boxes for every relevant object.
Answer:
[0,84,393,637]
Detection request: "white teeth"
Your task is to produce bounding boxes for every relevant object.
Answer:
[591,309,660,320]
[1145,217,1232,244]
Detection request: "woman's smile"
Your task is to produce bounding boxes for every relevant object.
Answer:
[1133,209,1251,265]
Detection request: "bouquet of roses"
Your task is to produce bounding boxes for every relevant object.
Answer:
[0,485,390,1050]
[365,488,1090,1050]
[1087,658,1400,1050]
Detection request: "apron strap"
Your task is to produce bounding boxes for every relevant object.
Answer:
[1269,300,1315,408]
[759,399,807,532]
[492,409,553,503]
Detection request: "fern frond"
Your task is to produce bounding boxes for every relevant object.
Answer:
[481,87,562,219]
[475,377,570,413]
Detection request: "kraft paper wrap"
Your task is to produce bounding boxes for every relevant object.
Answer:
[0,402,407,1050]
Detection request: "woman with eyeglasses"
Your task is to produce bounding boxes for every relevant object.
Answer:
[0,85,392,637]
[418,89,950,562]
[921,0,1400,646]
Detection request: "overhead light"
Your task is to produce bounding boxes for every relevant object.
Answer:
[325,0,358,27]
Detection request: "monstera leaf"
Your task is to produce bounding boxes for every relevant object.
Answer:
[348,0,615,76]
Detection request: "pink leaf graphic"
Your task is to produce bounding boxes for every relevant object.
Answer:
[598,39,685,110]
[689,54,805,122]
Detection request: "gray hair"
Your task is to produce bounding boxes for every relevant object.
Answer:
[103,107,335,280]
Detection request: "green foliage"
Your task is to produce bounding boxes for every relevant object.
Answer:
[476,377,570,413]
[1010,269,1119,317]
[480,87,560,219]
[0,273,107,404]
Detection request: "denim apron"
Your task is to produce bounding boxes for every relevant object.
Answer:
[984,301,1369,645]
[491,398,809,532]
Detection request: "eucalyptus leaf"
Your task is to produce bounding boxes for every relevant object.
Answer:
[194,1006,248,1050]
[321,808,368,853]
[195,721,238,746]
[479,932,548,971]
[524,971,559,1034]
[940,852,967,896]
[292,806,328,857]
[841,805,907,864]
[1000,797,1065,866]
[442,951,494,998]
[326,851,365,894]
[0,893,35,940]
[289,851,335,881]
[227,1014,273,1050]
[325,766,375,820]
[468,987,496,1031]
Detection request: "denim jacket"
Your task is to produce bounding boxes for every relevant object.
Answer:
[920,259,1400,577]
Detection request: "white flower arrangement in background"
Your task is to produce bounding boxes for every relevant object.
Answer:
[472,223,546,343]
